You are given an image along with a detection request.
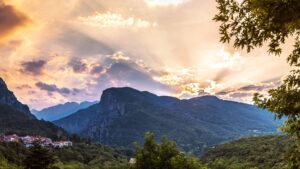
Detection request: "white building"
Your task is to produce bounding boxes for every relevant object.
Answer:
[129,158,136,164]
[1,134,72,148]
[2,134,19,142]
[52,141,73,148]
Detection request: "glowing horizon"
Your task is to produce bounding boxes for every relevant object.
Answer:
[0,0,291,109]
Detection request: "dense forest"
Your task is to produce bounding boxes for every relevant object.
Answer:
[0,134,293,169]
[201,135,292,169]
[0,141,131,169]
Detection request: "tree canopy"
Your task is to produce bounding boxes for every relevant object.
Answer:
[214,0,300,63]
[24,142,57,169]
[214,0,300,168]
[132,132,206,169]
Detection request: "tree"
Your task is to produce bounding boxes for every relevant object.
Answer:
[23,142,57,169]
[214,0,300,58]
[132,132,206,169]
[0,154,20,169]
[214,0,300,168]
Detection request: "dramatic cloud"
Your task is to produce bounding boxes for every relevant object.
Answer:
[90,65,105,75]
[0,0,291,109]
[152,68,225,97]
[20,60,47,75]
[110,52,131,61]
[215,78,282,103]
[16,84,31,90]
[145,0,189,6]
[68,59,88,73]
[91,61,173,95]
[0,1,30,42]
[215,90,230,96]
[77,12,157,29]
[213,48,243,70]
[35,82,81,96]
[238,79,281,93]
[57,29,114,56]
[229,92,253,99]
[239,85,267,92]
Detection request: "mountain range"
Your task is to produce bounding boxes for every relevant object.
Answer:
[0,76,281,155]
[54,87,280,155]
[0,78,68,140]
[32,101,98,121]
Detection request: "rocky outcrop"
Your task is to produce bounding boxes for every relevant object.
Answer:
[0,78,35,119]
[100,89,126,116]
[83,88,128,141]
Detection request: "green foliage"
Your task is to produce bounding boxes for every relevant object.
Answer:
[253,55,300,168]
[201,135,292,169]
[53,143,128,168]
[214,0,300,63]
[24,142,57,169]
[253,70,300,140]
[214,0,300,167]
[132,132,206,169]
[0,154,20,169]
[53,162,89,169]
[0,134,294,169]
[0,141,129,169]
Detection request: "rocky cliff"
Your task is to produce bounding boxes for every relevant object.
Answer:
[0,78,35,119]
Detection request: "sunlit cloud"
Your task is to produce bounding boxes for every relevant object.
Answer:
[153,68,194,86]
[77,12,157,29]
[0,0,290,109]
[110,52,131,61]
[153,74,182,86]
[153,68,224,97]
[213,48,243,70]
[215,78,282,104]
[204,80,223,95]
[145,0,189,7]
[176,83,207,98]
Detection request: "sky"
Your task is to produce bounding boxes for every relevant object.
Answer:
[0,0,292,110]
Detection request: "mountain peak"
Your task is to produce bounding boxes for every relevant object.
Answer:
[0,77,35,119]
[0,78,8,90]
[100,87,157,116]
[33,101,97,121]
[102,87,139,93]
[199,95,220,100]
[188,95,220,103]
[101,87,142,101]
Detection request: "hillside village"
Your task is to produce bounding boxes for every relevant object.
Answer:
[0,134,72,148]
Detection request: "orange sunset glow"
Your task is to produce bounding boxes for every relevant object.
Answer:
[0,0,291,109]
